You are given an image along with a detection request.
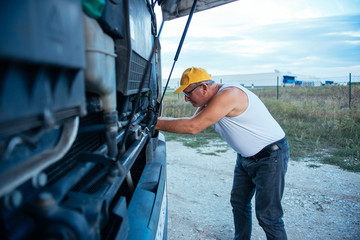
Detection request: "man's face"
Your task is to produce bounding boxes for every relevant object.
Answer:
[183,83,205,107]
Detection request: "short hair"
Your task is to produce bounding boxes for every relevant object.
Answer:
[191,80,214,87]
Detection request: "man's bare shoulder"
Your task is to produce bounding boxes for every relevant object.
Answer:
[214,86,248,117]
[216,86,247,99]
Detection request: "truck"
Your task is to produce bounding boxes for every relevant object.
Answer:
[0,0,236,239]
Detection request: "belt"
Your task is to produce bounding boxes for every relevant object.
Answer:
[246,137,286,160]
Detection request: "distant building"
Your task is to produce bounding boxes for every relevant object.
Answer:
[212,71,323,88]
[325,80,334,85]
[212,72,280,87]
[164,71,324,89]
[282,75,302,87]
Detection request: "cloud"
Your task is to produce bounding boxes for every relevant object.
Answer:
[324,31,360,37]
[208,38,292,59]
[345,40,360,44]
[158,1,360,79]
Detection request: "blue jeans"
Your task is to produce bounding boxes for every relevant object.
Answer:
[231,139,289,240]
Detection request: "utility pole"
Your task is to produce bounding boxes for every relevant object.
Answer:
[277,76,279,100]
[349,73,351,108]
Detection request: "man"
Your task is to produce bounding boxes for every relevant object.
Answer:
[156,67,289,240]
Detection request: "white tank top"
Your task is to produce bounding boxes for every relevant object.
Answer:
[213,83,285,157]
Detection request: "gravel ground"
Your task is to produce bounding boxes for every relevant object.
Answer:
[165,140,360,240]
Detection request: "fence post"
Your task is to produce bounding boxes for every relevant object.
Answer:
[349,73,351,108]
[277,76,279,100]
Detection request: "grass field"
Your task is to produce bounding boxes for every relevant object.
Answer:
[160,85,360,172]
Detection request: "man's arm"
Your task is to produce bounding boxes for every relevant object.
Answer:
[155,105,207,134]
[156,117,198,134]
[156,87,248,134]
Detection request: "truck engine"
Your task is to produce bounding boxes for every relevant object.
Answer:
[0,0,167,239]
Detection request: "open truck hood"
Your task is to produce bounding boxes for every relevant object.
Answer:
[160,0,238,21]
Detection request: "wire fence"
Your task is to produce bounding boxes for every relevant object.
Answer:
[322,74,360,85]
[164,73,360,108]
[273,73,359,108]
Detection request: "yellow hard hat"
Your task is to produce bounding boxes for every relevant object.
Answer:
[174,67,212,94]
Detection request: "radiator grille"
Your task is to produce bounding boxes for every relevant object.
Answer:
[45,113,105,185]
[127,51,151,94]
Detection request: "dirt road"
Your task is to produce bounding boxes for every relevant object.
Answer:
[166,140,360,240]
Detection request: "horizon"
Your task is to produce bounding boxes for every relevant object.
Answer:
[163,71,359,89]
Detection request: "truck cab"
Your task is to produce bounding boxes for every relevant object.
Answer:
[0,0,237,239]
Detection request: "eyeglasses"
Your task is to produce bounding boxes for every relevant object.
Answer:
[183,84,202,98]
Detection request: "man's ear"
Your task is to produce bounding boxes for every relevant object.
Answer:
[201,83,208,95]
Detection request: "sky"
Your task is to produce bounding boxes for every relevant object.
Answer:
[155,0,360,82]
